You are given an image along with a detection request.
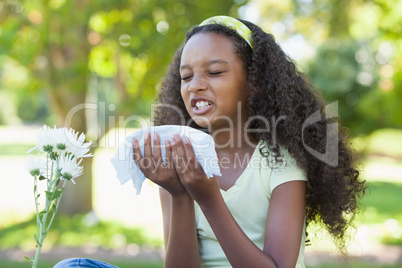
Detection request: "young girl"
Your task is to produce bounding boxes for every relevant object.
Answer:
[55,16,366,268]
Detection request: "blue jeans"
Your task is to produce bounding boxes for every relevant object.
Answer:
[53,258,119,268]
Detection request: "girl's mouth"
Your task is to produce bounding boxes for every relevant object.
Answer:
[192,100,213,115]
[195,100,212,110]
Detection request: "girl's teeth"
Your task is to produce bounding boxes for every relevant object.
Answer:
[195,101,211,110]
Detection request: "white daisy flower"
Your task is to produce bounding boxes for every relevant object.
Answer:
[65,129,93,159]
[27,125,54,153]
[26,154,46,177]
[27,125,93,158]
[51,126,69,151]
[59,154,83,184]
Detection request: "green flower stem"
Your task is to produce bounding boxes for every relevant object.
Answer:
[46,154,49,189]
[32,153,63,268]
[32,219,43,268]
[46,180,67,233]
[32,178,52,268]
[46,152,63,233]
[33,175,40,242]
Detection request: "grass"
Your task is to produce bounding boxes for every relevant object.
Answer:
[0,214,164,267]
[0,143,35,155]
[353,177,402,247]
[359,181,402,222]
[0,214,163,251]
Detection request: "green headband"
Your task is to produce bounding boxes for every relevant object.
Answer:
[199,16,253,49]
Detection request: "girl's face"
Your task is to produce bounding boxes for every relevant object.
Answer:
[180,32,248,131]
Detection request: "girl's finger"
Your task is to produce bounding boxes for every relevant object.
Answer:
[183,136,198,168]
[143,132,152,158]
[164,139,173,168]
[141,132,155,171]
[172,134,187,158]
[132,138,142,163]
[172,135,188,172]
[153,133,162,160]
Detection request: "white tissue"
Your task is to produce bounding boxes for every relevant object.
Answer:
[111,125,222,195]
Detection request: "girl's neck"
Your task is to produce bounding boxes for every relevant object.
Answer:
[210,126,258,157]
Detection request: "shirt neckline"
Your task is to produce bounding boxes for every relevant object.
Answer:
[220,140,263,195]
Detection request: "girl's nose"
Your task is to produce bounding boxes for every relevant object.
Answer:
[188,75,207,93]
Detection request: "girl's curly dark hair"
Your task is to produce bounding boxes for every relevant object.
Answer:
[153,19,366,251]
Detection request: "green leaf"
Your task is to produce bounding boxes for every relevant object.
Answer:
[24,256,33,264]
[34,234,40,245]
[39,175,46,180]
[45,190,53,200]
[52,188,63,200]
[39,210,48,216]
[45,189,63,201]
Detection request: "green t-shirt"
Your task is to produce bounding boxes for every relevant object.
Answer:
[195,141,307,268]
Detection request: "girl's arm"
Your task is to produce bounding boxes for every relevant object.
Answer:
[262,181,306,267]
[172,135,306,268]
[132,132,200,268]
[200,181,306,268]
[159,188,201,268]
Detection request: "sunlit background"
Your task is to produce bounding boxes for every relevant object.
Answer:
[1,0,401,267]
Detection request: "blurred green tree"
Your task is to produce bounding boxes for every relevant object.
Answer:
[306,0,402,136]
[251,0,402,136]
[0,0,247,214]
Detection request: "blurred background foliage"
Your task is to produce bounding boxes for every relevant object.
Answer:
[0,0,244,214]
[252,0,402,136]
[0,0,400,135]
[0,0,402,266]
[0,0,244,128]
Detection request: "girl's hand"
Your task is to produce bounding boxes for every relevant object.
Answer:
[132,132,187,197]
[171,134,220,204]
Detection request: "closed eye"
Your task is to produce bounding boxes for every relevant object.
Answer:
[181,75,192,81]
[209,71,223,76]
